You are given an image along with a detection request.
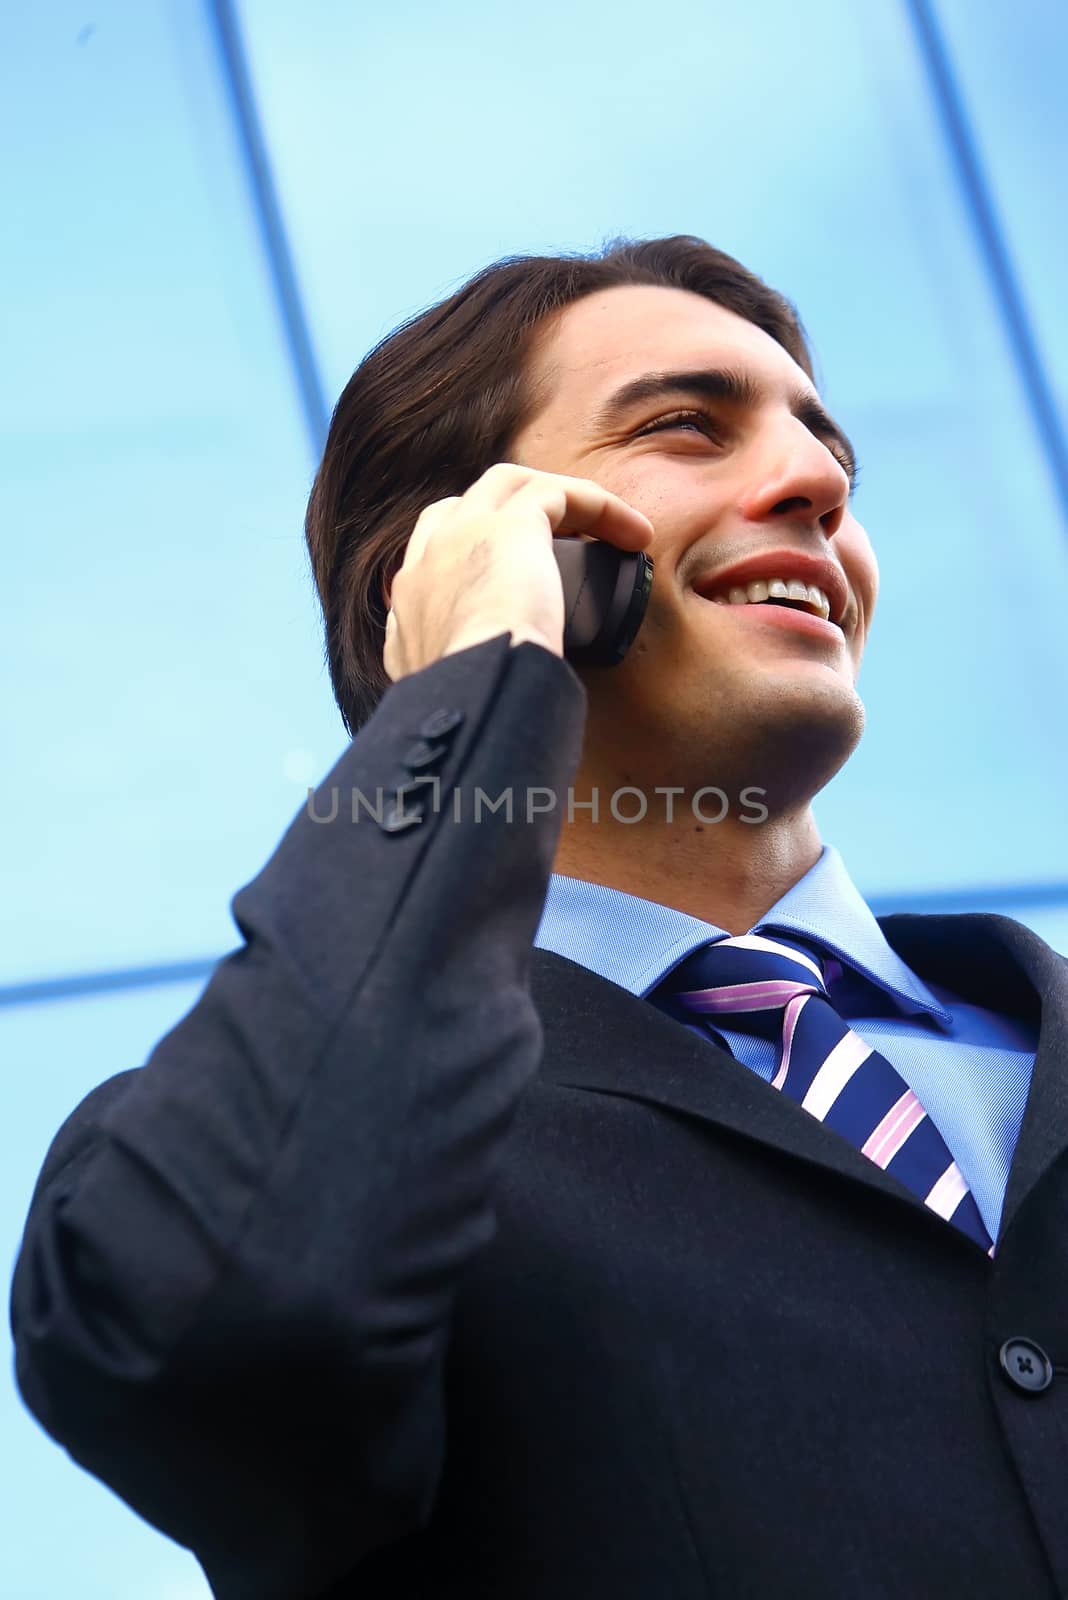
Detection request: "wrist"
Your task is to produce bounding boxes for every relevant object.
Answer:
[442,623,562,659]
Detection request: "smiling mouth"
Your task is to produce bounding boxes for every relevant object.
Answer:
[696,591,845,638]
[706,581,830,619]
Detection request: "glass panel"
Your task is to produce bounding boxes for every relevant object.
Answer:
[2,1,347,986]
[933,0,1068,440]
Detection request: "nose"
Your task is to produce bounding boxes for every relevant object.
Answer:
[738,419,851,537]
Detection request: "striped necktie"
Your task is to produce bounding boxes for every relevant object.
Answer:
[651,930,993,1255]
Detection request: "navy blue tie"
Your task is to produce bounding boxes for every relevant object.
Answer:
[652,930,993,1255]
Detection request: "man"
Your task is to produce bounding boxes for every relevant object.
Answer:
[11,237,1068,1600]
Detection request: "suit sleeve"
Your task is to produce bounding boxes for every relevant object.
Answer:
[9,633,587,1600]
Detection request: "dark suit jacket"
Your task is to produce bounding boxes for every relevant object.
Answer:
[10,635,1068,1600]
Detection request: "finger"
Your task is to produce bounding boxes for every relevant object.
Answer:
[463,463,653,548]
[399,495,463,572]
[382,606,399,681]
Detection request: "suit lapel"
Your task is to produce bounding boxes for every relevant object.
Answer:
[876,912,1068,1240]
[532,946,939,1237]
[531,912,1067,1251]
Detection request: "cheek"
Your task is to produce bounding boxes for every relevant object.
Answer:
[608,476,674,542]
[855,527,878,586]
[861,565,879,626]
[607,463,705,533]
[841,528,878,615]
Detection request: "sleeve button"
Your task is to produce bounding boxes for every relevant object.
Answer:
[380,803,423,833]
[419,708,464,739]
[402,739,447,769]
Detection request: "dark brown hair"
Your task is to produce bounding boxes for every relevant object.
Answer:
[304,234,816,734]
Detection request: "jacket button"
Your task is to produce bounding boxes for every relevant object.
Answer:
[999,1338,1053,1394]
[402,738,447,769]
[419,708,464,739]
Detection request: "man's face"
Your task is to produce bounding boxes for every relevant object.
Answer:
[509,283,879,804]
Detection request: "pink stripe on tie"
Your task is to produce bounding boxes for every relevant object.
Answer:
[861,1090,926,1169]
[772,992,810,1091]
[680,980,811,1014]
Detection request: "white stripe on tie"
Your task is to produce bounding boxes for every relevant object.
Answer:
[800,1031,872,1120]
[728,933,825,985]
[925,1162,969,1220]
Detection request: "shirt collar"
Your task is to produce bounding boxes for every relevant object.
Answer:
[533,843,952,1024]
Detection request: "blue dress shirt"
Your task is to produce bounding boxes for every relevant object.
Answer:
[534,843,1038,1245]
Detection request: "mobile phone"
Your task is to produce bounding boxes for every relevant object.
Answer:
[552,538,653,666]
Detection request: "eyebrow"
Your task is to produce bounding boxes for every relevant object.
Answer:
[588,366,859,488]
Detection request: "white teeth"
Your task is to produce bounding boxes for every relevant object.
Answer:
[713,576,833,620]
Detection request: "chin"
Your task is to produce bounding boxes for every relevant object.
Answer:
[766,690,866,792]
[755,671,865,741]
[665,681,866,807]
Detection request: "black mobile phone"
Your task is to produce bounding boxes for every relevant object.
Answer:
[552,538,653,666]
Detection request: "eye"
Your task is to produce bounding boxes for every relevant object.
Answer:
[639,410,860,495]
[826,443,858,489]
[636,409,723,440]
